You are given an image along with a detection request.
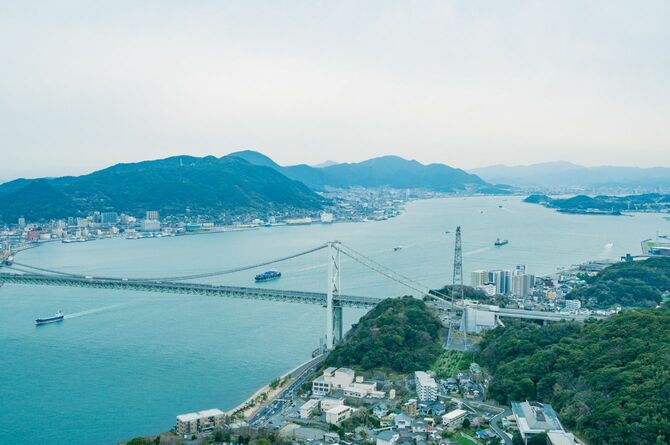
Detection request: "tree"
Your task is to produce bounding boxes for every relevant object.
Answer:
[462,418,471,429]
[512,432,524,445]
[527,433,548,445]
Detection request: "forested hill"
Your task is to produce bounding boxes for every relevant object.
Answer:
[229,150,503,193]
[325,296,443,372]
[478,309,670,445]
[0,155,325,222]
[569,257,670,308]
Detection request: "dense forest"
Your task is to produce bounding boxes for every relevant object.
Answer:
[325,296,443,372]
[478,309,670,445]
[569,257,670,308]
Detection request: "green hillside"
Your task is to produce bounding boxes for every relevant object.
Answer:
[0,155,325,222]
[325,296,443,372]
[478,309,670,445]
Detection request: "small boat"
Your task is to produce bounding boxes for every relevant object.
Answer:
[255,270,281,282]
[35,310,64,326]
[445,230,450,234]
[494,238,509,247]
[393,246,403,252]
[498,205,503,208]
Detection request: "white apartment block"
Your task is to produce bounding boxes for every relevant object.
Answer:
[325,405,352,425]
[414,371,438,402]
[175,408,225,436]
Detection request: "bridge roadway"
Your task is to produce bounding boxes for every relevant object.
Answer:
[0,272,601,322]
[0,273,381,309]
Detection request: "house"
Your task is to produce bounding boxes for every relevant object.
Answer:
[325,404,352,425]
[394,413,413,430]
[512,401,565,444]
[402,399,418,416]
[373,403,389,418]
[442,409,468,427]
[324,432,340,443]
[376,430,399,445]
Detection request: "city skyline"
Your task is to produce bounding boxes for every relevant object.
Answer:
[2,1,669,179]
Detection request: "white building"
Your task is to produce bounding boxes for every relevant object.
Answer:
[477,284,497,297]
[414,371,438,402]
[512,401,565,444]
[146,210,159,220]
[175,408,225,435]
[312,367,355,395]
[299,399,319,419]
[470,270,489,287]
[442,409,468,427]
[320,397,345,412]
[325,405,352,425]
[140,219,161,232]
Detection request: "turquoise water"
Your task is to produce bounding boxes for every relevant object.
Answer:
[1,196,667,444]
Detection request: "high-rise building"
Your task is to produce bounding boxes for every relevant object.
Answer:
[100,212,118,224]
[146,210,159,220]
[489,270,511,294]
[17,217,26,227]
[470,270,488,287]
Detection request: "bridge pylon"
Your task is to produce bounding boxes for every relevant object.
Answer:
[326,241,342,350]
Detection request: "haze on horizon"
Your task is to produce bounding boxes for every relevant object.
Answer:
[1,1,669,180]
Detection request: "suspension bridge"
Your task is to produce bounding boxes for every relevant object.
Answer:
[0,240,595,350]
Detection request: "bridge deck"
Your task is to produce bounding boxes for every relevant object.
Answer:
[0,273,381,308]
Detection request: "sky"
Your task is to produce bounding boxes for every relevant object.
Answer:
[1,0,669,179]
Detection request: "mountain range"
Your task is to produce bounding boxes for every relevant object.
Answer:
[0,155,325,222]
[470,161,670,190]
[229,150,494,192]
[0,151,497,222]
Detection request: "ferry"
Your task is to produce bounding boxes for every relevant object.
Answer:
[35,310,64,326]
[494,238,509,247]
[254,270,281,282]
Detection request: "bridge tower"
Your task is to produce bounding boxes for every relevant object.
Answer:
[447,226,467,350]
[326,241,342,350]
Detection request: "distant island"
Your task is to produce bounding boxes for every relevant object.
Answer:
[524,193,670,215]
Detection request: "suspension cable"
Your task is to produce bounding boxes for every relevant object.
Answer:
[10,243,329,282]
[334,242,453,304]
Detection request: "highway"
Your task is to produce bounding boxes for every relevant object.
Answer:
[249,354,326,427]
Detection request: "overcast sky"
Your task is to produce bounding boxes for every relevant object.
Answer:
[1,1,669,179]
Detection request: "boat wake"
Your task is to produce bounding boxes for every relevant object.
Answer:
[464,247,492,257]
[64,303,132,320]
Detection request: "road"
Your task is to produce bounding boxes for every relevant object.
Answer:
[488,409,512,445]
[249,354,326,427]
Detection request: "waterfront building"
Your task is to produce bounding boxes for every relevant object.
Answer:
[512,401,564,444]
[140,219,161,232]
[414,371,438,402]
[325,404,352,425]
[312,367,355,396]
[175,408,225,436]
[100,212,118,224]
[146,210,159,220]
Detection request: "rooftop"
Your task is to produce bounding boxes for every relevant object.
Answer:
[442,409,468,421]
[327,405,351,415]
[512,401,563,434]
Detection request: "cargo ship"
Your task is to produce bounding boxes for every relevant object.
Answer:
[35,310,64,326]
[254,270,281,282]
[494,238,509,247]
